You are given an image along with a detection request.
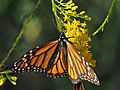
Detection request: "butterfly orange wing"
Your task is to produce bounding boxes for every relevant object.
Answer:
[13,40,67,78]
[66,41,100,85]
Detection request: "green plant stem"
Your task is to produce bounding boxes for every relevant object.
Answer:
[51,0,60,30]
[51,0,64,32]
[92,0,116,36]
[0,0,41,68]
[0,70,12,74]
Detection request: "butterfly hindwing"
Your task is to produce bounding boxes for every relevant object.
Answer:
[66,41,100,85]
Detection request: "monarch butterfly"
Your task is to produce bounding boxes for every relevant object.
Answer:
[74,81,86,90]
[13,32,100,85]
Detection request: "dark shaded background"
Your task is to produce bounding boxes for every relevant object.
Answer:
[0,0,120,90]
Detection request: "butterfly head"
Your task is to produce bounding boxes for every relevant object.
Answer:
[59,32,66,41]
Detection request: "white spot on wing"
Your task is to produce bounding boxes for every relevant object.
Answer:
[24,54,27,57]
[36,46,39,49]
[87,67,90,71]
[63,39,66,42]
[27,67,30,69]
[30,50,32,53]
[15,67,17,69]
[86,62,89,66]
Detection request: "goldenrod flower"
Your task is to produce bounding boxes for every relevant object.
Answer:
[64,15,69,22]
[80,22,87,28]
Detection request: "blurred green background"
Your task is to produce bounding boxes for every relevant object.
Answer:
[0,0,120,90]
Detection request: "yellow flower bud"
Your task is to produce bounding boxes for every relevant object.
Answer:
[67,0,73,5]
[71,6,78,11]
[80,11,86,15]
[0,77,6,86]
[10,81,17,85]
[10,76,17,81]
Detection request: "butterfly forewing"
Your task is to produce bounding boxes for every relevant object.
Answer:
[66,41,100,85]
[13,40,68,78]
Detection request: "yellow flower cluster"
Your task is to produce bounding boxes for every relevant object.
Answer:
[63,1,91,22]
[63,0,96,67]
[0,71,17,86]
